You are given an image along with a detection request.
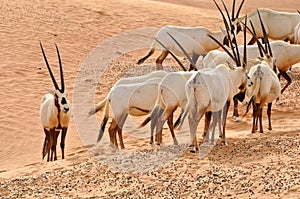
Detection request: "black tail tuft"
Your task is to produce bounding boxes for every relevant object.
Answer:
[137,48,155,65]
[42,137,48,159]
[174,113,183,129]
[243,95,255,117]
[97,116,109,142]
[140,116,151,128]
[140,105,161,128]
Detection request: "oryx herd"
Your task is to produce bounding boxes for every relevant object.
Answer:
[39,0,300,161]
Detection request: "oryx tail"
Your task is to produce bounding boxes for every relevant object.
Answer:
[88,98,107,117]
[97,99,110,142]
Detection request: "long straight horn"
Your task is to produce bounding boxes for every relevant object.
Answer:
[55,44,64,92]
[220,0,231,25]
[167,32,196,69]
[155,38,187,71]
[232,0,236,20]
[208,34,236,62]
[235,0,245,19]
[257,9,273,57]
[213,0,240,66]
[242,15,247,68]
[213,0,230,31]
[40,42,59,90]
[249,21,264,57]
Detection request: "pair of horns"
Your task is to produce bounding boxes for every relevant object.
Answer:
[241,10,273,58]
[232,0,245,20]
[211,0,247,68]
[40,42,65,93]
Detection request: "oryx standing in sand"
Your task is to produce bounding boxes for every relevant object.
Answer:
[39,42,71,161]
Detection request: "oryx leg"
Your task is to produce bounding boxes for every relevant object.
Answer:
[156,50,169,70]
[279,71,292,95]
[220,101,230,146]
[108,119,118,148]
[60,127,67,159]
[166,112,178,145]
[233,97,239,121]
[43,128,51,161]
[189,107,206,153]
[203,111,212,138]
[50,128,59,161]
[150,107,163,145]
[258,106,264,133]
[115,113,128,149]
[209,110,222,145]
[267,102,272,131]
[252,103,259,133]
[117,128,125,149]
[155,106,176,145]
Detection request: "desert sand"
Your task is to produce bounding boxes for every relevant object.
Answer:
[0,0,300,198]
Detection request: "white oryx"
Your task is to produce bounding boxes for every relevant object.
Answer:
[233,8,300,44]
[139,70,196,145]
[176,0,250,150]
[89,74,182,149]
[89,70,167,115]
[199,27,300,105]
[244,56,281,133]
[137,25,230,70]
[39,42,71,162]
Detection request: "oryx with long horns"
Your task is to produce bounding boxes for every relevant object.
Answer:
[39,42,71,161]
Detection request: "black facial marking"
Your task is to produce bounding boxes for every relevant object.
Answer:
[236,23,242,34]
[235,91,246,102]
[61,97,67,105]
[223,36,229,46]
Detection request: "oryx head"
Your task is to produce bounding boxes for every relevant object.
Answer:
[40,42,70,113]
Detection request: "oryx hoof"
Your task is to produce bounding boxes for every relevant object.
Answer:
[190,149,196,153]
[234,116,241,122]
[210,140,216,146]
[173,139,179,145]
[220,141,228,146]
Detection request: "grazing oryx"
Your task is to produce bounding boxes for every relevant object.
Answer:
[40,42,71,161]
[139,70,196,145]
[137,25,230,70]
[89,73,181,149]
[244,57,281,133]
[233,8,300,44]
[89,70,167,116]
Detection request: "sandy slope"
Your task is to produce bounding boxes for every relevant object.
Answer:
[0,0,300,198]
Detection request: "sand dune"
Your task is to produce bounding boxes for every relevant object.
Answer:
[0,0,300,198]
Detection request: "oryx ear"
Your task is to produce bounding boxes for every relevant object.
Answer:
[226,61,235,70]
[45,88,56,95]
[256,57,264,62]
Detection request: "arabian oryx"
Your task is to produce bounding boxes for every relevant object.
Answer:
[136,25,231,71]
[89,71,182,149]
[139,70,196,145]
[39,42,71,161]
[233,8,300,44]
[174,0,249,150]
[244,57,281,134]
